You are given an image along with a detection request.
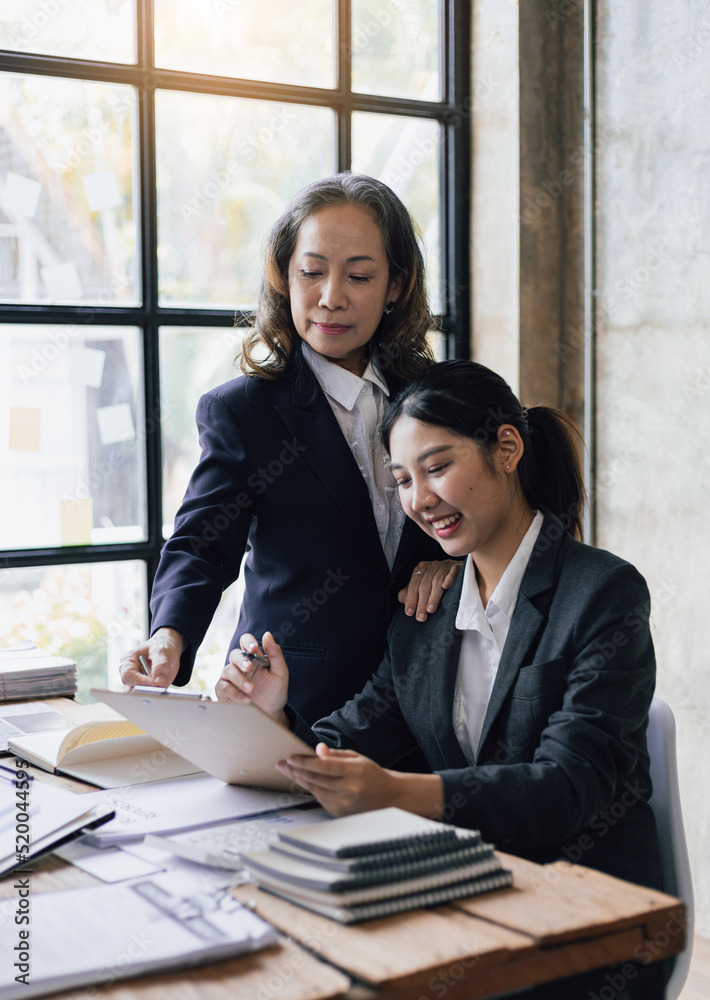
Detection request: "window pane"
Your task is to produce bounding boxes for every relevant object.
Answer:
[352,113,443,313]
[155,0,334,88]
[0,0,135,63]
[0,75,139,305]
[0,325,147,550]
[160,326,247,534]
[0,561,146,702]
[351,0,441,100]
[156,91,334,308]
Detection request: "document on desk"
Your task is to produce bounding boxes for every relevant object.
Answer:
[145,804,330,869]
[82,772,313,847]
[0,771,114,877]
[0,869,279,1000]
[52,839,167,882]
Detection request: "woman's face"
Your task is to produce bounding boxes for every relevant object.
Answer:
[389,415,516,560]
[287,203,402,375]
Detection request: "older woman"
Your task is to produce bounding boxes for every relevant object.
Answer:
[120,173,457,723]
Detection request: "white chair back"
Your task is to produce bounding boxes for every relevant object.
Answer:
[647,696,694,999]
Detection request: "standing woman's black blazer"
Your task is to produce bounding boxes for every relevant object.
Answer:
[150,348,445,722]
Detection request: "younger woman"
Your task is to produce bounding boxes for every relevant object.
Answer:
[223,360,665,999]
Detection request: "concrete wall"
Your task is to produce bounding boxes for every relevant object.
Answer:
[595,0,710,935]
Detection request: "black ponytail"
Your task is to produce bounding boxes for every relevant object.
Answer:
[518,405,586,539]
[381,360,587,539]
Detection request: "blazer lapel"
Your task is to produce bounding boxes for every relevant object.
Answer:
[475,511,564,760]
[475,595,546,761]
[274,354,390,578]
[422,574,470,767]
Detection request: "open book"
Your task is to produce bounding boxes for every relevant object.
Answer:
[7,719,203,788]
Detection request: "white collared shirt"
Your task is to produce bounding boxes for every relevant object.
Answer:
[301,342,405,569]
[452,510,544,764]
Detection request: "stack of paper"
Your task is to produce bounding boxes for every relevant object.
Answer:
[0,642,76,701]
[241,807,514,923]
[0,769,115,877]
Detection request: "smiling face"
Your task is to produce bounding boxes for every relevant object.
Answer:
[388,415,529,564]
[287,203,402,375]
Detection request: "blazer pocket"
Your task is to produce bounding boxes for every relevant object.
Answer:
[511,656,568,734]
[511,657,568,700]
[280,645,327,691]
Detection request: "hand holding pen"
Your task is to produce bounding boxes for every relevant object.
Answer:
[234,637,271,686]
[118,628,185,688]
[128,655,206,699]
[215,631,290,722]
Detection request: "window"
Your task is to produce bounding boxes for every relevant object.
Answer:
[0,0,470,697]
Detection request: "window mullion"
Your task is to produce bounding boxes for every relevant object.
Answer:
[337,0,351,171]
[137,0,149,68]
[137,0,163,595]
[447,0,471,358]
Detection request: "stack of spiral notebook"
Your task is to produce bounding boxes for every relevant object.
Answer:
[240,807,513,923]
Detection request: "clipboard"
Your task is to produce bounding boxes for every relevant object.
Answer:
[91,689,316,792]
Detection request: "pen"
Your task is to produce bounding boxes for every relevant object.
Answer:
[242,650,270,671]
[138,655,152,678]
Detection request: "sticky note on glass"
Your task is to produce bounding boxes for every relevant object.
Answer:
[41,261,83,301]
[96,402,135,445]
[72,346,106,389]
[82,170,122,212]
[61,497,93,546]
[1,172,42,219]
[9,408,41,452]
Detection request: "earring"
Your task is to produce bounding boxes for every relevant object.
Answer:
[506,465,510,470]
[384,301,394,315]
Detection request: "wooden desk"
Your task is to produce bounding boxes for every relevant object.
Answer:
[234,856,686,1000]
[0,827,685,1000]
[1,700,687,1000]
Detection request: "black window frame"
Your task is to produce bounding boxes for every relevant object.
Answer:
[0,0,470,606]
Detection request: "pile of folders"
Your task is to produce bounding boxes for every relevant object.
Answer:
[240,806,513,923]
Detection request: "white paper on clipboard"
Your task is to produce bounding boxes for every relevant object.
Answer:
[91,688,316,792]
